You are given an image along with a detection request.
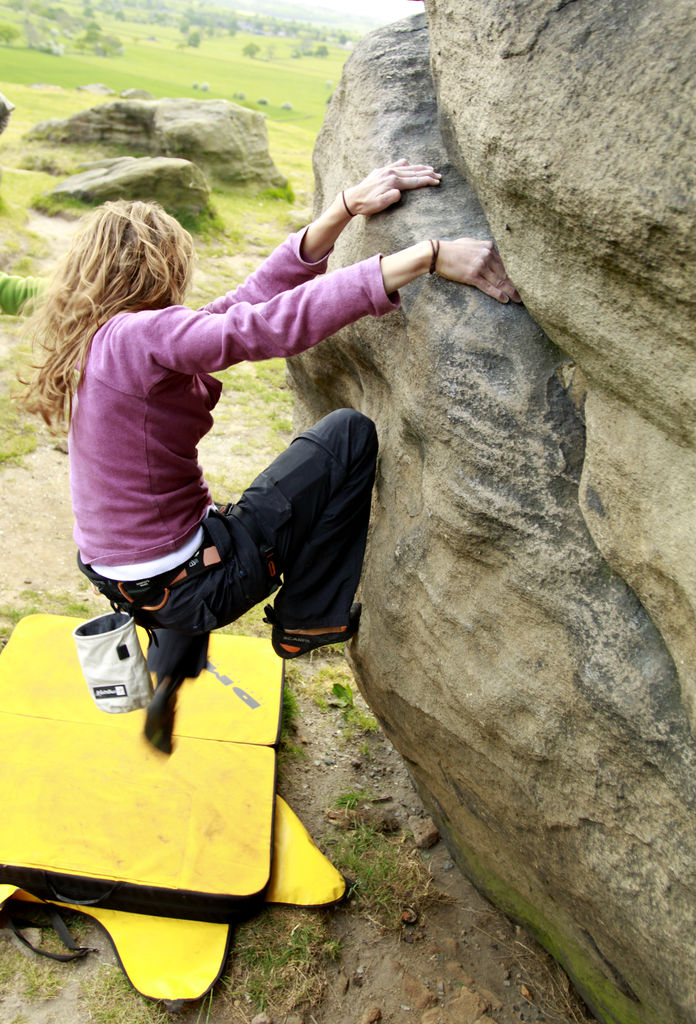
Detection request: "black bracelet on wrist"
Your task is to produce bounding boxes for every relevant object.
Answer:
[342,190,355,217]
[429,239,440,274]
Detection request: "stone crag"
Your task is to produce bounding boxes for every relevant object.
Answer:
[51,156,210,217]
[427,0,696,735]
[288,14,696,1024]
[30,97,287,190]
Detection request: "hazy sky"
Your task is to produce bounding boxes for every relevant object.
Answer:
[314,0,425,25]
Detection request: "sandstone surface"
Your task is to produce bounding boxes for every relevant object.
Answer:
[30,97,287,189]
[50,155,209,216]
[289,15,696,1024]
[426,0,696,733]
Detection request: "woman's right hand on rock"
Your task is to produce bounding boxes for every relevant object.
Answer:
[436,238,521,304]
[380,238,521,303]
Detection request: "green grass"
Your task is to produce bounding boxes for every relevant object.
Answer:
[0,941,64,1002]
[33,186,229,234]
[215,600,270,639]
[333,786,374,810]
[214,359,292,413]
[281,680,300,741]
[0,392,37,464]
[279,664,308,766]
[0,590,95,643]
[0,163,64,265]
[224,907,340,1014]
[0,22,347,133]
[332,823,442,932]
[341,704,379,741]
[311,663,380,739]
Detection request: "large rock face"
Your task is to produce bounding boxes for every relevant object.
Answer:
[426,0,696,733]
[30,98,287,189]
[289,14,696,1024]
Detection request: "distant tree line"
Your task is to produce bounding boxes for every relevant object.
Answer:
[242,38,330,59]
[0,0,357,57]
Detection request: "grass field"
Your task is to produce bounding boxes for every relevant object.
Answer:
[0,0,353,132]
[0,39,345,128]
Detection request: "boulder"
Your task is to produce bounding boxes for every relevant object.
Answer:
[120,88,154,100]
[30,97,287,189]
[51,156,209,216]
[289,15,696,1024]
[76,83,115,95]
[0,90,14,136]
[426,0,696,735]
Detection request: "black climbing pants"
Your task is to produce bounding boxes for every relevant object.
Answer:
[81,409,378,676]
[236,407,378,629]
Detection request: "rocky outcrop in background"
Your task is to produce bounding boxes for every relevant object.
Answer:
[51,156,209,216]
[289,12,695,1024]
[0,91,13,136]
[30,97,287,189]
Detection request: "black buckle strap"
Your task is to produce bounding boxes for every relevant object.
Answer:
[115,539,215,605]
[215,503,279,583]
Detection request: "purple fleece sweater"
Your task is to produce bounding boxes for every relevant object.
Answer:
[69,229,399,566]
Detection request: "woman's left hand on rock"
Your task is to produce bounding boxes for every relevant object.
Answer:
[343,158,442,217]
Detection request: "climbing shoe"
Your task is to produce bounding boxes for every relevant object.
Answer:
[144,675,183,755]
[144,630,209,755]
[263,602,361,660]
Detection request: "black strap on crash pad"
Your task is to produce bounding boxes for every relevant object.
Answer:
[4,903,96,962]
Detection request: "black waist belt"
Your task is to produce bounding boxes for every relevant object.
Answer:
[77,505,279,614]
[77,511,235,611]
[78,534,223,613]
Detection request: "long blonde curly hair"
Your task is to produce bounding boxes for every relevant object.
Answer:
[20,199,195,428]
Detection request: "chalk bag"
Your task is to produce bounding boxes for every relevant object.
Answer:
[73,612,153,714]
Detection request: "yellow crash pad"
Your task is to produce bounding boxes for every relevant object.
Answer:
[0,615,344,927]
[0,793,345,1003]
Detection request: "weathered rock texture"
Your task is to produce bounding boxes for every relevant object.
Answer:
[426,0,696,734]
[288,14,696,1024]
[51,156,210,215]
[30,97,287,189]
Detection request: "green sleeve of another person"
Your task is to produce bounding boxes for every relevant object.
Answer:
[0,272,43,315]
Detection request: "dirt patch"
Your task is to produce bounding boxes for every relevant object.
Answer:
[0,440,82,606]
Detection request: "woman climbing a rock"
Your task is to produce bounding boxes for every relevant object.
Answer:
[20,159,519,751]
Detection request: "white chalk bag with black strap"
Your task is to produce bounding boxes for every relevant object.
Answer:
[73,612,153,714]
